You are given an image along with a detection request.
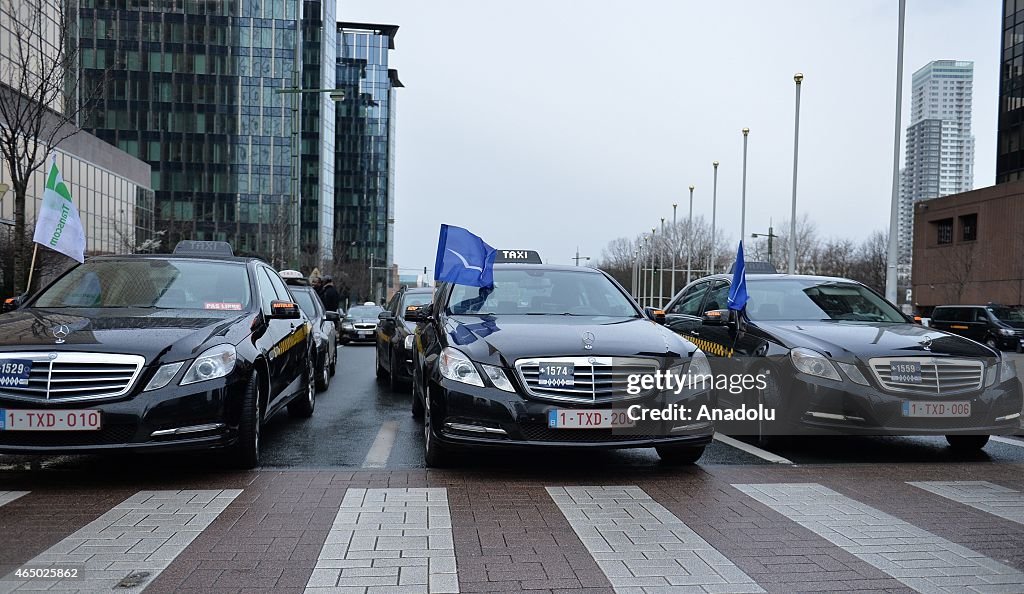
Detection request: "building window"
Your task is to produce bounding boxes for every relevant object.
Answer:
[935,218,954,245]
[959,213,977,241]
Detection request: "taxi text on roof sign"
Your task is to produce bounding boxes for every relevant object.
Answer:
[495,250,542,264]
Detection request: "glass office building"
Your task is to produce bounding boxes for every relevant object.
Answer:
[77,0,305,266]
[1000,0,1024,182]
[335,22,402,303]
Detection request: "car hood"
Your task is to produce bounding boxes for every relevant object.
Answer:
[445,315,695,365]
[754,320,996,360]
[0,307,251,364]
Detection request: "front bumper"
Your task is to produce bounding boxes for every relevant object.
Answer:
[0,371,248,454]
[430,377,715,450]
[776,371,1023,436]
[341,328,377,342]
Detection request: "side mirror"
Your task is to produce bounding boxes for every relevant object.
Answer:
[701,309,731,326]
[404,304,431,322]
[269,300,301,319]
[378,311,395,321]
[2,295,23,313]
[325,311,340,322]
[644,307,666,324]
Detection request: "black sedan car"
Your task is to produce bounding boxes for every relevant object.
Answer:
[407,255,714,467]
[663,273,1022,449]
[0,241,317,468]
[339,303,385,344]
[284,279,339,392]
[929,304,1024,352]
[376,287,434,390]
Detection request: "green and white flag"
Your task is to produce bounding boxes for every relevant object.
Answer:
[33,156,86,263]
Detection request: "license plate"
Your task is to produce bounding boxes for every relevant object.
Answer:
[539,362,574,387]
[0,409,102,431]
[358,331,371,337]
[548,409,635,429]
[890,361,922,383]
[0,359,32,388]
[901,401,971,418]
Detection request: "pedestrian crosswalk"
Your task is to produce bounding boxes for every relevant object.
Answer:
[3,479,1024,592]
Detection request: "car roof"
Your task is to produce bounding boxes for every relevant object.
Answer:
[700,272,867,284]
[401,287,434,294]
[492,263,604,273]
[89,254,260,265]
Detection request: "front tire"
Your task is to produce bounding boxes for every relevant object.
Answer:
[315,351,330,392]
[375,348,387,381]
[288,349,316,418]
[423,387,449,467]
[228,373,262,469]
[946,434,989,451]
[656,444,705,465]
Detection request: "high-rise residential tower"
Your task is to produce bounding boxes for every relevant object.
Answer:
[898,60,975,266]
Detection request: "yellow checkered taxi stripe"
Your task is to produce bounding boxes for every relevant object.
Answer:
[683,335,734,358]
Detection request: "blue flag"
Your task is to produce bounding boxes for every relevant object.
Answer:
[727,241,749,311]
[434,224,497,287]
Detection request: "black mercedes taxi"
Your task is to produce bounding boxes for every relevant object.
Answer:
[406,250,714,467]
[663,273,1022,449]
[0,241,317,467]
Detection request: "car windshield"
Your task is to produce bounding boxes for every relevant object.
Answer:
[347,305,382,318]
[989,307,1024,322]
[291,289,318,318]
[402,293,432,310]
[33,259,252,310]
[745,278,905,323]
[446,269,639,317]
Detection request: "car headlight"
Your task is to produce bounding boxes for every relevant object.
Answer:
[404,334,415,350]
[342,322,354,330]
[790,347,842,381]
[180,344,237,385]
[991,358,1017,386]
[439,347,483,387]
[481,364,515,392]
[999,328,1015,337]
[144,362,184,392]
[835,362,869,386]
[666,350,712,394]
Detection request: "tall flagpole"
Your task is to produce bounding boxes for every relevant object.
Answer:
[711,161,719,275]
[658,218,665,306]
[789,73,803,275]
[884,0,906,303]
[741,128,750,244]
[25,244,39,294]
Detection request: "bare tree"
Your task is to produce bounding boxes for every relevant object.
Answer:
[941,242,978,304]
[0,0,108,293]
[769,214,819,273]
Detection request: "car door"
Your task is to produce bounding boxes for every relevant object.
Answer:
[378,292,399,363]
[664,280,711,336]
[266,269,307,402]
[254,267,292,400]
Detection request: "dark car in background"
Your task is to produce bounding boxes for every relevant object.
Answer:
[340,303,384,344]
[0,241,317,468]
[929,305,1024,352]
[663,274,1021,450]
[376,287,433,390]
[280,270,338,391]
[408,252,714,467]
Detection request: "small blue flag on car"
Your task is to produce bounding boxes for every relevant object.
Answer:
[727,241,749,311]
[434,224,497,287]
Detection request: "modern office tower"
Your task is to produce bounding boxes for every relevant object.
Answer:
[999,0,1024,182]
[898,60,975,266]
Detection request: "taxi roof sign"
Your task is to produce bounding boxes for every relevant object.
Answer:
[173,240,234,257]
[495,250,542,264]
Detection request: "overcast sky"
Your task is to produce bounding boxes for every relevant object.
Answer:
[340,0,1001,273]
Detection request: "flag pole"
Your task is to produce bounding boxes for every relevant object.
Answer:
[26,243,39,294]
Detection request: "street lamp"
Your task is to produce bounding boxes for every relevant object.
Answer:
[885,0,907,303]
[670,203,677,297]
[741,128,750,244]
[572,246,590,266]
[659,217,665,305]
[788,73,803,275]
[641,235,649,305]
[686,185,694,285]
[751,223,779,265]
[711,161,719,275]
[649,227,656,307]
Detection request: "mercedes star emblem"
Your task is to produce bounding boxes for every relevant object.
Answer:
[582,331,595,350]
[920,336,933,351]
[51,324,70,344]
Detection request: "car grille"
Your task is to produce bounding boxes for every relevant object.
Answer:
[868,357,985,396]
[0,352,145,403]
[354,323,377,330]
[514,356,658,404]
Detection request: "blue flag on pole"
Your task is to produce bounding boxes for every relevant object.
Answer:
[727,241,749,311]
[434,224,497,287]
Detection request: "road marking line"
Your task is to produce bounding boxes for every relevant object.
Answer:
[990,435,1024,448]
[734,482,1024,593]
[0,489,241,592]
[362,420,399,468]
[307,487,458,593]
[0,491,28,508]
[713,433,794,464]
[909,481,1024,525]
[548,486,764,593]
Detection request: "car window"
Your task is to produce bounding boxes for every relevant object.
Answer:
[292,289,319,319]
[401,293,432,311]
[702,281,730,313]
[347,305,383,318]
[932,307,952,321]
[670,281,710,317]
[265,269,293,303]
[256,268,278,312]
[745,278,905,322]
[989,306,1024,322]
[446,269,638,317]
[33,259,252,310]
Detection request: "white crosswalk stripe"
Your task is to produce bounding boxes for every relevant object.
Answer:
[548,485,764,594]
[0,489,240,593]
[735,482,1024,594]
[306,487,458,593]
[910,481,1024,525]
[0,491,28,508]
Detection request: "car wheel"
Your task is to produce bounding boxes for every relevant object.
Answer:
[288,349,316,418]
[946,434,990,451]
[985,336,1001,351]
[329,349,337,377]
[389,351,404,392]
[315,351,330,392]
[655,444,705,465]
[375,348,387,381]
[228,373,262,469]
[423,387,448,467]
